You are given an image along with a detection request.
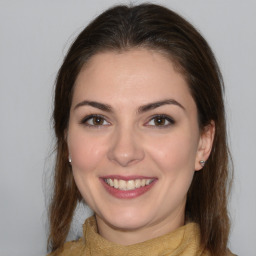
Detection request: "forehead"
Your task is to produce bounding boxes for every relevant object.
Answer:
[72,49,195,110]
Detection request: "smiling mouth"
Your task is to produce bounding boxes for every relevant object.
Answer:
[104,178,154,191]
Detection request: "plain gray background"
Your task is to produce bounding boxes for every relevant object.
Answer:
[0,0,255,255]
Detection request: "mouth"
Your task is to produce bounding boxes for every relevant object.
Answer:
[103,178,154,191]
[100,176,157,199]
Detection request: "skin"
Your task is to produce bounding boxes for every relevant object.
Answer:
[67,49,215,245]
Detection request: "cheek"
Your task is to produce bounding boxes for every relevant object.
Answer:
[68,130,108,204]
[148,130,199,175]
[147,132,199,207]
[68,130,106,172]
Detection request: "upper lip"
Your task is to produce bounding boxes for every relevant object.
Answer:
[100,175,157,181]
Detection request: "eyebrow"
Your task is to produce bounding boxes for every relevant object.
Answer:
[74,99,185,113]
[138,99,185,113]
[74,100,113,112]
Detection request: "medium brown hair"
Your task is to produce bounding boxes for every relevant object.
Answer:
[48,4,232,255]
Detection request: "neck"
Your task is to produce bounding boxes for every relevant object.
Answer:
[95,209,185,245]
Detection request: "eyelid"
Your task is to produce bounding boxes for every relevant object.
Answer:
[144,114,175,127]
[80,114,111,127]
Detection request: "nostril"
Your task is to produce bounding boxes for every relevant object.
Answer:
[108,150,144,167]
[107,134,145,167]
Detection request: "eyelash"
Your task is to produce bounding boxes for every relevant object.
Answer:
[145,114,175,128]
[80,114,175,128]
[80,114,110,127]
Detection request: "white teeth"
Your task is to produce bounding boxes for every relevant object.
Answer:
[105,178,154,190]
[114,179,118,189]
[145,179,151,185]
[109,179,114,187]
[119,180,126,190]
[135,179,141,188]
[127,180,135,190]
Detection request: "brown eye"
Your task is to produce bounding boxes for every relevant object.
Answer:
[81,115,110,127]
[154,117,167,126]
[146,115,175,127]
[92,116,104,125]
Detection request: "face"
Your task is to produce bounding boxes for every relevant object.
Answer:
[67,49,213,243]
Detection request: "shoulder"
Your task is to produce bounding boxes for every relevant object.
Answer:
[47,238,86,256]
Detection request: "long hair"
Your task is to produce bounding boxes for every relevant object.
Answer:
[48,4,232,255]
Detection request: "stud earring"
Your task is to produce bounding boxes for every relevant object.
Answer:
[199,160,206,167]
[68,156,72,163]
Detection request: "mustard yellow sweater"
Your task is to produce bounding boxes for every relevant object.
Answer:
[50,216,235,256]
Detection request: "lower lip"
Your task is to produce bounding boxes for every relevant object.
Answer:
[100,179,157,199]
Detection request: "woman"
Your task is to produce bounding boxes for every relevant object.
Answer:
[48,3,234,256]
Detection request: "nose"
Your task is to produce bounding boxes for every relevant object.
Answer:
[107,126,145,167]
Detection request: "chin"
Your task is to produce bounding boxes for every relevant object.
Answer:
[100,208,153,231]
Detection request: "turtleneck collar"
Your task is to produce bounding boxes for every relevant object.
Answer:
[82,216,209,256]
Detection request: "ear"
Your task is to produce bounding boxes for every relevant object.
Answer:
[194,121,215,171]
